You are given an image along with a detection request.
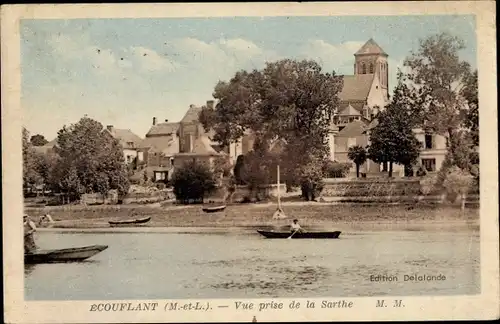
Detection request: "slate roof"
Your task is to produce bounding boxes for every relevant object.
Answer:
[146,122,179,137]
[338,104,362,116]
[141,136,179,156]
[337,120,370,138]
[339,74,374,101]
[355,38,388,56]
[191,136,220,155]
[107,128,143,148]
[181,105,202,124]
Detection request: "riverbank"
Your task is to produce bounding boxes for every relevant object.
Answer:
[26,202,479,232]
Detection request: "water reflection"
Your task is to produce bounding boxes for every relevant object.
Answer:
[24,231,480,300]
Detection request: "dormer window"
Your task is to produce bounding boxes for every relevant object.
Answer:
[362,63,366,74]
[369,63,374,74]
[127,141,134,148]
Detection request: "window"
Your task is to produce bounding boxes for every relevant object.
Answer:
[362,63,366,74]
[421,158,436,172]
[424,134,433,149]
[170,158,174,167]
[369,63,374,74]
[127,141,134,148]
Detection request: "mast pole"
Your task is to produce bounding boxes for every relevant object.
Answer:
[277,164,281,209]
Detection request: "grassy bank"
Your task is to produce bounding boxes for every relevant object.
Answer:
[25,202,479,232]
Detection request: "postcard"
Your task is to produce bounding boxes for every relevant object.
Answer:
[2,2,499,323]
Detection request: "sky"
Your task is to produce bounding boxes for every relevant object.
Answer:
[21,15,477,141]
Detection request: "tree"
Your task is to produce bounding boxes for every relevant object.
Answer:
[367,81,422,177]
[171,160,217,204]
[199,59,343,200]
[347,145,367,178]
[442,166,474,211]
[403,33,475,173]
[49,117,130,201]
[461,69,478,146]
[30,134,49,146]
[22,128,43,193]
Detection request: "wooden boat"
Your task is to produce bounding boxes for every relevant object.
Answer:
[108,216,151,226]
[25,245,108,264]
[257,230,342,239]
[202,205,226,213]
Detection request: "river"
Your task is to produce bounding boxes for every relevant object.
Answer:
[24,230,480,300]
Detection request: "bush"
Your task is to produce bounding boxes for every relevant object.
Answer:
[322,161,352,178]
[171,160,217,204]
[442,166,474,210]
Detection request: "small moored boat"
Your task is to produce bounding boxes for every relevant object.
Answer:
[202,205,226,213]
[108,216,151,226]
[257,230,342,239]
[25,245,108,264]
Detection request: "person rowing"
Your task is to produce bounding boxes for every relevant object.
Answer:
[38,213,55,227]
[24,214,38,254]
[290,219,304,234]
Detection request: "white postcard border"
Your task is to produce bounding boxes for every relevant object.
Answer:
[2,2,498,323]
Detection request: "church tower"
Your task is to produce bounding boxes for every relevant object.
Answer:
[353,38,389,100]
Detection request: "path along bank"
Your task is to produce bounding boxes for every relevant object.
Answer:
[26,201,480,233]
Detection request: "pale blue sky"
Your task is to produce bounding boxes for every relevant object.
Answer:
[21,15,477,140]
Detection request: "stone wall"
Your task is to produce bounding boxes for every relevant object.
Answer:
[81,189,175,205]
[321,178,422,197]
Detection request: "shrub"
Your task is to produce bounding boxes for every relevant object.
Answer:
[322,161,352,178]
[442,166,474,210]
[420,174,437,195]
[171,160,217,204]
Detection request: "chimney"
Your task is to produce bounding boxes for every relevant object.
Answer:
[152,117,156,125]
[107,125,114,132]
[206,100,215,110]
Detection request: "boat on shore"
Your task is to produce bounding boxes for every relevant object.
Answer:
[108,216,151,226]
[257,230,342,239]
[25,245,108,264]
[202,205,226,213]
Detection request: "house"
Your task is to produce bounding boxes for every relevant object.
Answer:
[413,128,448,173]
[33,138,58,155]
[137,118,180,182]
[328,39,448,177]
[174,101,230,170]
[104,125,144,166]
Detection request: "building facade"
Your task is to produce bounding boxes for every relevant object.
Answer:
[328,39,448,177]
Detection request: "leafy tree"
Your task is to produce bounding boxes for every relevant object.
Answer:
[200,59,343,200]
[213,155,232,179]
[22,128,43,192]
[233,155,246,185]
[171,160,216,204]
[461,69,478,146]
[403,33,475,174]
[442,166,474,211]
[30,134,49,146]
[367,81,422,177]
[49,117,130,201]
[347,145,367,178]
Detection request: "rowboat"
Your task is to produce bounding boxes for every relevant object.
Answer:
[202,205,226,213]
[257,230,342,239]
[108,216,151,226]
[25,245,108,264]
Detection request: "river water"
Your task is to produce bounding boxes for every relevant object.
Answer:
[25,230,480,300]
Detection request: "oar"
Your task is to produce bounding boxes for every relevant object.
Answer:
[287,230,298,239]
